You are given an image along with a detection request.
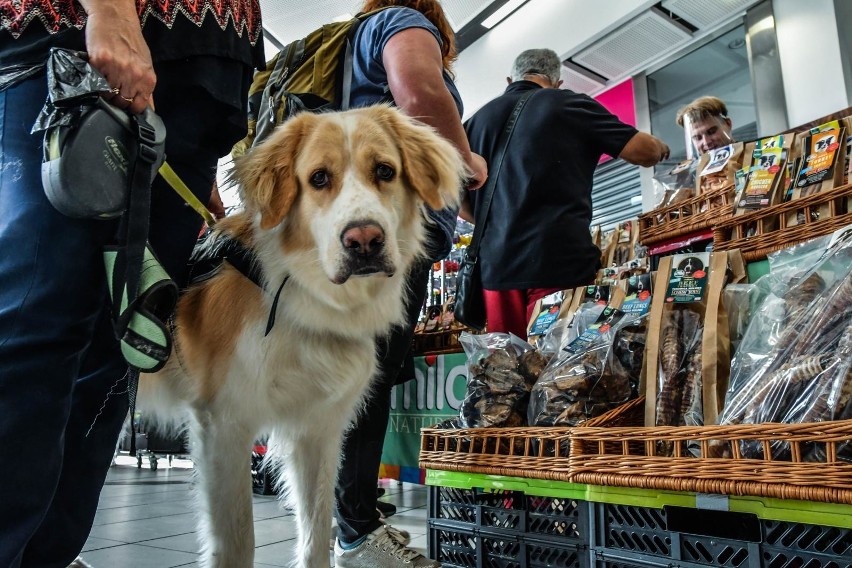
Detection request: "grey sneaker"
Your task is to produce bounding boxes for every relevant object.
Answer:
[332,521,409,549]
[334,524,440,567]
[67,558,94,568]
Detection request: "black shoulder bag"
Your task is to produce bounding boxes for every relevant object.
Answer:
[454,89,537,331]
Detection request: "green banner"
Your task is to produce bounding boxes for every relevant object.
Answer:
[381,352,468,470]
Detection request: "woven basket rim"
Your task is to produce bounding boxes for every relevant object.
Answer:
[715,182,852,229]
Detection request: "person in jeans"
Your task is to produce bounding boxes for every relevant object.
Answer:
[0,1,263,566]
[333,1,487,566]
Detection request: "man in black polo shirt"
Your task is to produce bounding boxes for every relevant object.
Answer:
[462,48,669,339]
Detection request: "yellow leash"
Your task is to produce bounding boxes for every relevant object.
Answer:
[158,161,218,227]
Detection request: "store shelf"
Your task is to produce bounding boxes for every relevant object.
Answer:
[646,229,714,256]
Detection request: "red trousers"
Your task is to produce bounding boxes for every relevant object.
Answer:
[483,287,563,340]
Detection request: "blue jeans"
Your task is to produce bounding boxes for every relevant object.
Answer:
[0,66,244,567]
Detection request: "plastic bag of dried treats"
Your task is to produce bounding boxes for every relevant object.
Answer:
[458,332,545,427]
[606,312,649,403]
[713,230,852,460]
[726,266,829,397]
[652,159,697,209]
[536,289,611,357]
[722,233,834,395]
[528,307,639,427]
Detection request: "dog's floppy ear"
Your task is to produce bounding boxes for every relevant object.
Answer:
[231,114,313,230]
[375,106,465,211]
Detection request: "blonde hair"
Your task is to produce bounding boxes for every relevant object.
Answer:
[360,0,457,75]
[676,96,728,127]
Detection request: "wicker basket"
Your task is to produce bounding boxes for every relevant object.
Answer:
[418,396,644,480]
[713,183,852,262]
[412,329,465,355]
[638,186,735,246]
[569,419,852,504]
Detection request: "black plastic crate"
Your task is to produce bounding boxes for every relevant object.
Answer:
[429,522,586,568]
[593,502,852,568]
[761,520,852,568]
[429,485,588,542]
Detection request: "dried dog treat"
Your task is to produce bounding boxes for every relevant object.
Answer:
[656,309,684,428]
[554,401,587,426]
[679,350,703,427]
[551,373,593,399]
[519,350,551,384]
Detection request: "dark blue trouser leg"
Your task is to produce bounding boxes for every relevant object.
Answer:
[0,73,118,568]
[335,260,430,543]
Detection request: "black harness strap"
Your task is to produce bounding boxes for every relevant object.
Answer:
[188,233,288,335]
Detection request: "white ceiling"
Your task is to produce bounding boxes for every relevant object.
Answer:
[255,0,761,106]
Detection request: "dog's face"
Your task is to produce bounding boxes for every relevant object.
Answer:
[234,106,464,286]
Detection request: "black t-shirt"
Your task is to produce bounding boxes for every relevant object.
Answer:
[464,81,638,290]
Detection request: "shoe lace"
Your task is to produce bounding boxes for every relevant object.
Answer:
[384,523,408,544]
[372,527,421,561]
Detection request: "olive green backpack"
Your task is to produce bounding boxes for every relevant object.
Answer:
[232,7,391,157]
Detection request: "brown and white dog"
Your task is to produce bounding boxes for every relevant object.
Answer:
[139,105,464,567]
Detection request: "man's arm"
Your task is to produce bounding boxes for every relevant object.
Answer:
[618,131,670,168]
[383,28,487,190]
[79,0,156,114]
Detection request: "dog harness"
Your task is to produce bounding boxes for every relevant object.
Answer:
[187,230,288,335]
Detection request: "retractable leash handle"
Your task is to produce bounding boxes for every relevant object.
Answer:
[42,100,166,219]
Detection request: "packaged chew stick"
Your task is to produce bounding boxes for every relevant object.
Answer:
[527,289,571,349]
[785,119,851,226]
[733,135,791,216]
[643,250,746,455]
[793,123,846,193]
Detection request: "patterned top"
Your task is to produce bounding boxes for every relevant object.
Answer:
[0,0,261,44]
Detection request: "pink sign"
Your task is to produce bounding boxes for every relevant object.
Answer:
[594,79,636,163]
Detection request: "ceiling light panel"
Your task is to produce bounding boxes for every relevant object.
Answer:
[481,0,525,28]
[573,9,693,80]
[443,0,497,30]
[661,0,760,29]
[560,62,607,96]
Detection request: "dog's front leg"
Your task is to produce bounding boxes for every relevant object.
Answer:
[281,425,348,568]
[191,410,257,568]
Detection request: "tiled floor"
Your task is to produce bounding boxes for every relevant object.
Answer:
[78,453,432,567]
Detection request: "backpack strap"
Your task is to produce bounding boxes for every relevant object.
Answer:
[338,7,396,110]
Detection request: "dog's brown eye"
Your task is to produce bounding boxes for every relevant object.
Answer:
[309,170,330,189]
[375,163,394,181]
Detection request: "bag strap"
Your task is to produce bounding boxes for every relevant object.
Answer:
[112,111,159,334]
[467,88,538,261]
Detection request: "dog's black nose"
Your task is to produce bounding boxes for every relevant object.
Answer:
[341,223,385,257]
